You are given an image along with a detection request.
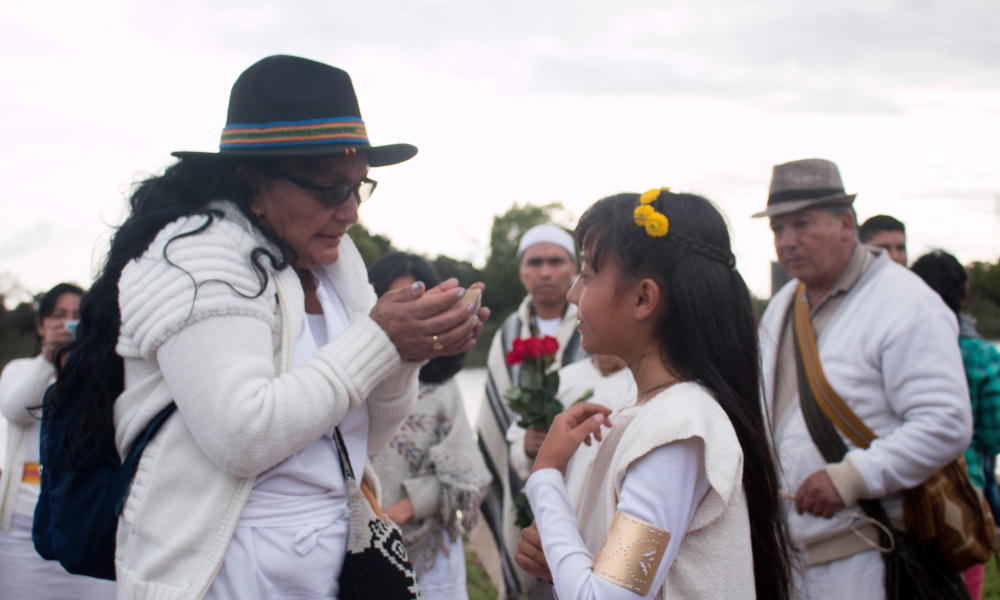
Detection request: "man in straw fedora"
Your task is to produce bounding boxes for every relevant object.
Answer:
[755,159,972,598]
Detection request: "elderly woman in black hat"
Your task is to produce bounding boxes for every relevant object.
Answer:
[57,55,489,599]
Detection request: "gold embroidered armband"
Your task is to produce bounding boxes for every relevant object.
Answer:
[592,511,670,595]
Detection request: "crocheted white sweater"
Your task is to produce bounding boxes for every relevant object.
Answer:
[112,201,419,600]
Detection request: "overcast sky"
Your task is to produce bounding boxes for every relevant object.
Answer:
[2,0,999,301]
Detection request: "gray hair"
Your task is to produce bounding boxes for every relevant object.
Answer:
[823,204,858,235]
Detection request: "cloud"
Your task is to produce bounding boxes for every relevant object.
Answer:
[0,222,58,259]
[130,0,999,115]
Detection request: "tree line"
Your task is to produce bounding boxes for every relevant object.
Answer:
[3,204,1000,370]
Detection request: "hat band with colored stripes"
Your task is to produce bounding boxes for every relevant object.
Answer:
[219,116,369,151]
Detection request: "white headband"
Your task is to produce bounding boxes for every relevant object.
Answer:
[516,224,576,260]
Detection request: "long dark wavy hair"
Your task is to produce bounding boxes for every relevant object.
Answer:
[575,191,792,600]
[52,157,291,464]
[368,251,466,383]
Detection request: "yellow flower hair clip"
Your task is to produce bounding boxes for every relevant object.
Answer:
[634,187,670,237]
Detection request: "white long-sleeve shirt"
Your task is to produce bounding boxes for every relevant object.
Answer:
[525,438,709,599]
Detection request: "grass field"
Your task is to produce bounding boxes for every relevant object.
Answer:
[985,558,1000,599]
[466,549,498,600]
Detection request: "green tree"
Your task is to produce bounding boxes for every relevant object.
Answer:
[967,259,1000,339]
[0,296,39,370]
[466,202,569,366]
[432,256,482,289]
[348,222,394,268]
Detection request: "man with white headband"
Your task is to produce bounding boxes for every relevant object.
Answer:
[474,223,587,600]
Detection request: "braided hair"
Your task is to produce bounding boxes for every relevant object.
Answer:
[575,191,791,600]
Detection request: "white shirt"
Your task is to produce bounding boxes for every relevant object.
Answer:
[207,270,367,599]
[524,438,709,600]
[536,316,563,338]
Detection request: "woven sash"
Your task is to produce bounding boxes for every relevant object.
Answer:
[792,282,994,579]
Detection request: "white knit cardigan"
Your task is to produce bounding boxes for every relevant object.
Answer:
[113,201,420,600]
[577,382,756,599]
[759,253,971,551]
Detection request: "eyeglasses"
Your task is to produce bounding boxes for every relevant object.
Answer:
[266,166,377,208]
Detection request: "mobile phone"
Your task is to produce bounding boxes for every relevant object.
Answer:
[65,320,80,338]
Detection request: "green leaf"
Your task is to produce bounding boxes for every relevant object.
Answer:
[572,389,595,405]
[513,492,535,528]
[542,371,560,395]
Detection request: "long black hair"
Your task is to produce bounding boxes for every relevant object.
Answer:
[575,191,792,600]
[34,283,84,354]
[368,252,465,383]
[53,157,290,464]
[911,250,967,318]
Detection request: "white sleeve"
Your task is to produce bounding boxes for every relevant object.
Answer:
[157,312,404,479]
[507,419,535,481]
[524,438,709,600]
[0,358,53,427]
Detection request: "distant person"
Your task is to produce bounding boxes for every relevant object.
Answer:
[859,214,907,265]
[755,159,971,599]
[507,353,633,512]
[368,252,492,600]
[474,223,587,599]
[911,249,1000,600]
[0,283,115,599]
[52,56,488,599]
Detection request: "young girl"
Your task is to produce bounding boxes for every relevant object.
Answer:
[515,189,791,599]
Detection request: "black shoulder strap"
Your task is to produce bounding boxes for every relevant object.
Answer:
[332,426,355,482]
[113,402,176,516]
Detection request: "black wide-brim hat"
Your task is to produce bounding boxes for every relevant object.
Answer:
[173,55,417,168]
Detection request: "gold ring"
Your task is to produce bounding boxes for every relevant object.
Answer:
[432,335,444,351]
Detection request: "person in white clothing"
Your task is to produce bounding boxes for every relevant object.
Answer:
[515,189,792,599]
[368,252,493,600]
[753,159,972,599]
[473,222,588,599]
[47,56,490,600]
[0,283,116,600]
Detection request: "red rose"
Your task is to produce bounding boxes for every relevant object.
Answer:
[541,335,559,356]
[506,347,524,365]
[523,338,544,359]
[512,338,526,354]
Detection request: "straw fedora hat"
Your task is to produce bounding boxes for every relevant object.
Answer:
[173,55,417,167]
[751,158,856,218]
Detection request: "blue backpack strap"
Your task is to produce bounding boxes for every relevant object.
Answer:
[112,403,176,516]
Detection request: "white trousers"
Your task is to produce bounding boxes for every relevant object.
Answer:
[416,535,468,600]
[793,550,885,600]
[0,513,117,600]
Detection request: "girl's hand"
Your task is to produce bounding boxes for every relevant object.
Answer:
[531,403,612,476]
[515,521,552,581]
[384,497,415,526]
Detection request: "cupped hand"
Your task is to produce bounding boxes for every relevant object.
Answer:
[531,402,612,476]
[515,521,552,581]
[370,279,490,362]
[794,470,845,519]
